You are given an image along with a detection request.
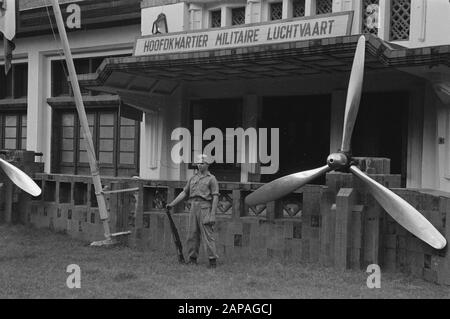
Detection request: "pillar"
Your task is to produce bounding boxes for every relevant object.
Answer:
[305,0,316,16]
[27,51,50,172]
[241,95,260,183]
[334,187,355,270]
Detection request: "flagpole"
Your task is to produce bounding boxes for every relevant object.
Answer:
[50,0,112,242]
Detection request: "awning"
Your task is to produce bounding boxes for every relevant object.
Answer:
[46,95,153,122]
[78,34,450,106]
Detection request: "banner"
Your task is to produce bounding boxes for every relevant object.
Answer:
[134,12,353,57]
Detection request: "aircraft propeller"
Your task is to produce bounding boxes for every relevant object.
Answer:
[245,36,447,250]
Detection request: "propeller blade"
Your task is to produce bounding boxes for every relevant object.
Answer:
[0,158,42,197]
[340,36,366,152]
[245,165,331,206]
[350,165,446,249]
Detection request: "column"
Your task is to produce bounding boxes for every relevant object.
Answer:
[334,188,355,270]
[246,0,262,23]
[406,86,424,188]
[221,6,230,27]
[140,110,164,180]
[27,50,51,173]
[378,0,391,41]
[421,84,438,189]
[305,0,316,16]
[189,4,203,30]
[282,0,293,19]
[241,95,260,183]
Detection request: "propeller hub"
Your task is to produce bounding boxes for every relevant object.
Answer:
[327,152,350,170]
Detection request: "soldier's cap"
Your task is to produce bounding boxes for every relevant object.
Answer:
[194,154,212,165]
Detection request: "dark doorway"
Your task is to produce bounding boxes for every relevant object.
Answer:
[352,91,409,186]
[260,95,331,183]
[190,98,243,182]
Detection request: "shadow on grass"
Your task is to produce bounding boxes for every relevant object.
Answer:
[113,272,139,282]
[0,253,38,263]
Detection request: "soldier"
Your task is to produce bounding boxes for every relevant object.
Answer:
[167,154,219,268]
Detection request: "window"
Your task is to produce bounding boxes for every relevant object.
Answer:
[362,0,379,35]
[210,9,221,28]
[270,2,283,20]
[0,64,28,99]
[0,113,27,150]
[53,109,139,177]
[390,0,411,41]
[0,64,28,151]
[293,0,305,18]
[50,53,137,177]
[231,7,246,25]
[316,0,332,15]
[51,54,131,97]
[119,117,138,166]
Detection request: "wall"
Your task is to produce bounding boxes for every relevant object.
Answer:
[23,158,450,285]
[423,84,450,193]
[141,2,189,35]
[136,0,446,190]
[140,0,450,48]
[1,0,447,191]
[155,68,424,187]
[4,0,445,188]
[396,0,450,49]
[5,24,140,173]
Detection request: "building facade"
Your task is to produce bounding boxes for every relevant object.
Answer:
[1,0,450,191]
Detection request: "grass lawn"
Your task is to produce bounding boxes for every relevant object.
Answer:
[1,225,449,299]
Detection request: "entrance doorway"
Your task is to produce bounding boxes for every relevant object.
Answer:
[190,98,243,182]
[258,92,408,186]
[260,95,331,183]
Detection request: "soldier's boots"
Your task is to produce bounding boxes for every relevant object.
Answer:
[208,258,217,269]
[186,257,216,268]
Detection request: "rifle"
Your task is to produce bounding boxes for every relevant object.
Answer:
[165,207,186,264]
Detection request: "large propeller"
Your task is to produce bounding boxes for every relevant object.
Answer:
[245,36,447,250]
[0,158,42,197]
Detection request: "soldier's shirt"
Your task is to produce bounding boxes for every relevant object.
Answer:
[183,172,219,201]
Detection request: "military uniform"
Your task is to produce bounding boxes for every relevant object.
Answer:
[183,172,219,261]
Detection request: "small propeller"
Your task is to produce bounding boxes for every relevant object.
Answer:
[0,158,42,197]
[244,35,447,250]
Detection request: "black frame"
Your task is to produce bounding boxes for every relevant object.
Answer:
[0,112,27,150]
[51,108,140,177]
[0,63,28,99]
[188,98,243,182]
[51,54,131,97]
